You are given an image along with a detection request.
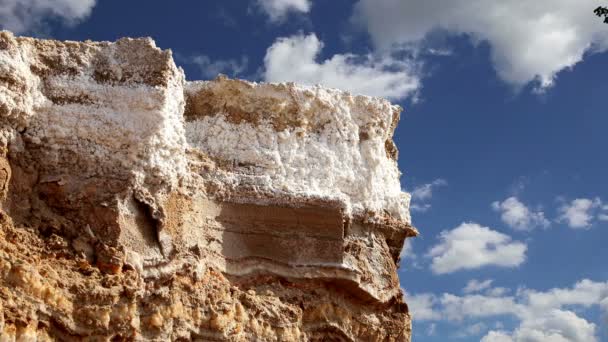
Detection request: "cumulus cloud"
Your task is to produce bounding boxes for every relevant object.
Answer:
[492,197,550,231]
[484,310,598,342]
[463,279,494,294]
[0,0,96,34]
[353,0,608,90]
[409,179,447,213]
[256,0,310,22]
[409,279,608,342]
[557,197,602,229]
[185,55,249,79]
[263,33,420,99]
[427,222,527,274]
[521,279,608,313]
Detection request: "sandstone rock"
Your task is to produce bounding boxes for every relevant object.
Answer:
[0,31,417,341]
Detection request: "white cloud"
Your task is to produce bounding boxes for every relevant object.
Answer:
[187,55,248,79]
[521,279,608,313]
[440,293,523,321]
[409,203,431,213]
[400,239,412,257]
[455,279,608,321]
[515,310,597,342]
[405,292,441,321]
[492,197,550,231]
[256,0,310,22]
[426,323,437,336]
[263,33,420,100]
[484,310,598,342]
[456,322,487,338]
[409,179,446,213]
[481,330,514,342]
[486,287,510,297]
[598,205,608,221]
[0,0,96,34]
[411,179,447,201]
[598,206,608,221]
[601,297,608,325]
[353,0,608,90]
[399,239,422,269]
[427,222,527,274]
[409,279,608,342]
[557,197,602,229]
[463,279,494,294]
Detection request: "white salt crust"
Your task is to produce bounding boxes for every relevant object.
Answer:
[0,35,188,191]
[0,33,411,224]
[185,82,411,224]
[24,72,189,190]
[0,37,46,143]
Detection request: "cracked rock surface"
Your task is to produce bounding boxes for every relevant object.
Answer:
[0,31,417,341]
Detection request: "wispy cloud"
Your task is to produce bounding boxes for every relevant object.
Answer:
[409,178,447,213]
[463,279,494,294]
[411,179,447,201]
[599,205,608,222]
[0,0,96,34]
[181,55,249,80]
[255,0,310,22]
[399,239,422,269]
[456,322,488,338]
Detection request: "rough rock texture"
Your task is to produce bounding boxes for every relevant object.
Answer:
[0,31,417,341]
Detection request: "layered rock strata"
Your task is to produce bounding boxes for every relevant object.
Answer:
[0,31,417,341]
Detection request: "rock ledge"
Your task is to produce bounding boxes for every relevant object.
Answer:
[0,31,416,341]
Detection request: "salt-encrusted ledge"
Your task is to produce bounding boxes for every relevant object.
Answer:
[0,31,416,341]
[184,76,412,225]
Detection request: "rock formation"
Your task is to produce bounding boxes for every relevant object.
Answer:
[0,31,417,341]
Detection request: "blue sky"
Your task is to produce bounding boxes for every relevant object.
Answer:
[2,0,607,340]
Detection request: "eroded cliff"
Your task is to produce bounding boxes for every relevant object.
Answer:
[0,31,417,341]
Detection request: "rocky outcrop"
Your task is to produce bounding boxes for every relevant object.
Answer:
[0,31,417,341]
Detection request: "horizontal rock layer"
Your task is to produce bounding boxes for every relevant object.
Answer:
[0,31,417,341]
